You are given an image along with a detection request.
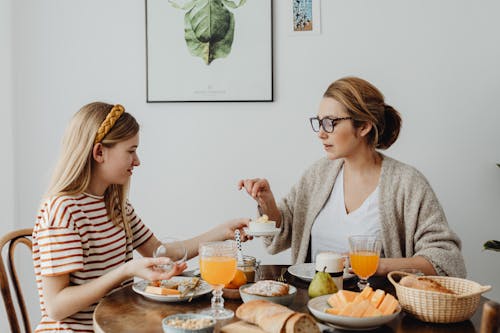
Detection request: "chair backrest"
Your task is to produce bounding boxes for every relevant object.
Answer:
[481,300,500,333]
[0,228,33,333]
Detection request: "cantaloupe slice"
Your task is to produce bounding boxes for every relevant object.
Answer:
[363,304,383,317]
[338,302,355,316]
[370,289,386,308]
[351,300,371,317]
[337,290,358,305]
[378,293,398,315]
[325,307,341,315]
[353,286,373,304]
[327,293,340,308]
[145,286,180,295]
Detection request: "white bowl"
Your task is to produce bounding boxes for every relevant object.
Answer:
[162,313,216,333]
[239,283,297,306]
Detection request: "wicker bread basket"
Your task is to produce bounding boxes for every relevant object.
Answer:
[388,271,491,323]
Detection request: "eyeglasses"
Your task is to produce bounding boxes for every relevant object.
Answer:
[309,116,353,133]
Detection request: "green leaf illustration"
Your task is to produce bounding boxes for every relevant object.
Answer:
[483,240,500,252]
[184,0,235,64]
[221,0,247,9]
[168,0,195,10]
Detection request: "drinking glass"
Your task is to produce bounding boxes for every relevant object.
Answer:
[199,241,238,320]
[348,235,381,290]
[153,237,187,274]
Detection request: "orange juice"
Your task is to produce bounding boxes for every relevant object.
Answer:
[350,251,379,279]
[200,256,237,286]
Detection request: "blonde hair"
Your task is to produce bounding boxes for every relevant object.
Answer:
[46,102,139,238]
[323,76,402,149]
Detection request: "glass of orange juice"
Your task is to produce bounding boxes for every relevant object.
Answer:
[199,241,237,320]
[348,235,381,290]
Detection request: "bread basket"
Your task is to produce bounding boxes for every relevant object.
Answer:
[388,271,491,323]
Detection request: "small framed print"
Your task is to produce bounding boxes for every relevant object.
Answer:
[288,0,321,35]
[146,0,273,102]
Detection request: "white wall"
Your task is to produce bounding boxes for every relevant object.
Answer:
[0,0,14,229]
[2,0,500,330]
[0,0,15,330]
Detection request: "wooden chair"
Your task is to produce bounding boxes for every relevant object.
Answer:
[0,228,33,333]
[481,300,500,333]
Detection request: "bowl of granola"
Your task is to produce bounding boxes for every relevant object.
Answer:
[162,313,216,333]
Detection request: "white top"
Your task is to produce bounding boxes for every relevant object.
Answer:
[311,167,381,259]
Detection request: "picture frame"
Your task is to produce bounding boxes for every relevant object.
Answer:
[146,0,273,102]
[288,0,321,35]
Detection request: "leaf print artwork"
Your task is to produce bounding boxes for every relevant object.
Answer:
[169,0,247,65]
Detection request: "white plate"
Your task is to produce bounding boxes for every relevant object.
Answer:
[308,294,401,330]
[243,227,280,237]
[132,277,212,302]
[288,263,355,281]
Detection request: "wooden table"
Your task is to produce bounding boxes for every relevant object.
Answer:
[93,265,486,333]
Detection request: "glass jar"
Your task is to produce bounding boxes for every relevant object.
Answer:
[238,255,260,282]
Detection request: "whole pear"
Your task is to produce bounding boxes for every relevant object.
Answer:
[308,266,338,298]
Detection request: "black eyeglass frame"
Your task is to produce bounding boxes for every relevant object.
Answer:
[309,116,353,133]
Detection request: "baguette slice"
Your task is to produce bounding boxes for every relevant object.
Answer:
[284,313,320,333]
[236,300,294,333]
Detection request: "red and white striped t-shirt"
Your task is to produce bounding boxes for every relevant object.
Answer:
[32,193,153,332]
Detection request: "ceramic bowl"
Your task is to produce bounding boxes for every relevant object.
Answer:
[162,313,216,333]
[239,282,297,306]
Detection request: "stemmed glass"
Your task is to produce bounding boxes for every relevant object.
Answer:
[348,235,381,290]
[153,237,188,274]
[199,241,238,320]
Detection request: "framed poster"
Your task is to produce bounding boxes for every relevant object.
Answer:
[288,0,321,35]
[146,0,273,102]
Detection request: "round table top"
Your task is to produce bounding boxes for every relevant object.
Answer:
[93,265,485,333]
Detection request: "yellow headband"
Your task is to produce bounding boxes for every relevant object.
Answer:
[94,104,125,144]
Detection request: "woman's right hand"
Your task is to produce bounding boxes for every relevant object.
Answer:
[238,178,274,203]
[124,257,187,281]
[238,178,281,225]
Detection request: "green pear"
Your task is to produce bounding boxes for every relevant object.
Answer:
[308,266,338,298]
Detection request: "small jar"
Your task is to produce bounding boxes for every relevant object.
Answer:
[238,255,260,282]
[315,252,344,290]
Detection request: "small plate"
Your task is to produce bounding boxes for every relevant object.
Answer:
[132,277,212,302]
[308,294,401,330]
[288,263,355,282]
[243,227,280,237]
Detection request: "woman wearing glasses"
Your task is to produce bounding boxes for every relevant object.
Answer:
[239,76,466,278]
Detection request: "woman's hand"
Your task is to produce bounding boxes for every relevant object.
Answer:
[238,178,281,226]
[219,218,252,242]
[124,257,187,281]
[238,178,274,203]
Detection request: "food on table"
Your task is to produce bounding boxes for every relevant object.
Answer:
[165,317,213,329]
[242,280,289,296]
[145,277,201,296]
[249,214,276,232]
[308,267,338,298]
[225,269,248,289]
[145,286,180,295]
[325,287,399,317]
[399,275,456,294]
[236,299,320,333]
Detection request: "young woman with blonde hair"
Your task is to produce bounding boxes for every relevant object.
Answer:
[33,102,249,332]
[239,76,466,278]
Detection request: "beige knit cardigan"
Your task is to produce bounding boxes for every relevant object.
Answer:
[263,155,466,278]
